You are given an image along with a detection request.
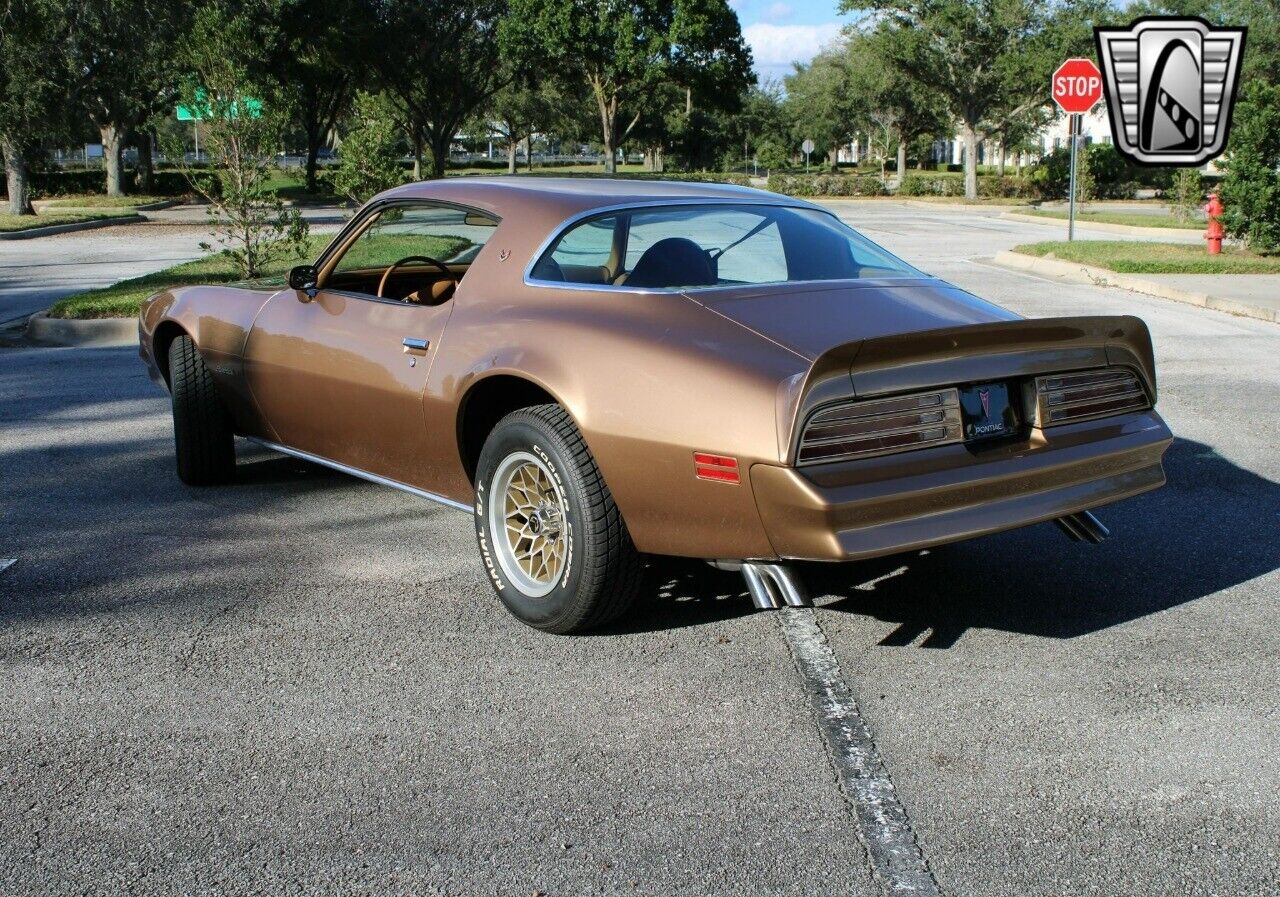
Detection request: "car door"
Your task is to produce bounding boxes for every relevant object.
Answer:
[242,201,495,488]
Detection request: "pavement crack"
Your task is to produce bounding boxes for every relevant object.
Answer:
[779,607,944,897]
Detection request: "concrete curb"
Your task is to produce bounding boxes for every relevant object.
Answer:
[26,312,139,347]
[807,197,1029,212]
[999,210,1203,240]
[33,198,183,214]
[992,250,1279,324]
[0,214,144,240]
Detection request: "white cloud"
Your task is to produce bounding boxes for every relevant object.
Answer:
[765,2,793,21]
[744,22,843,79]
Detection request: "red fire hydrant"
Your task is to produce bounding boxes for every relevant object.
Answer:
[1205,191,1224,255]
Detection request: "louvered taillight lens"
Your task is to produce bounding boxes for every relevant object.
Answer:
[1034,368,1150,426]
[797,388,963,465]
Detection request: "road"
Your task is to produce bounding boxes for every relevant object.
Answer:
[1,202,1277,896]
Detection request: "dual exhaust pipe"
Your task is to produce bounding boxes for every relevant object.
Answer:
[714,510,1109,611]
[708,560,813,609]
[1055,510,1111,544]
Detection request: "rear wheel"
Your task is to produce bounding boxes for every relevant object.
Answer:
[474,404,641,633]
[168,334,235,485]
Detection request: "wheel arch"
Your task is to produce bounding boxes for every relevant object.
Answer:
[456,372,583,486]
[152,320,192,388]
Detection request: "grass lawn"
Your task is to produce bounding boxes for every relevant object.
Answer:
[0,209,135,232]
[47,232,472,319]
[38,194,173,209]
[1012,240,1280,274]
[1025,209,1202,229]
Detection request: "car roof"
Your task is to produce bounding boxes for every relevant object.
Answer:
[374,176,819,223]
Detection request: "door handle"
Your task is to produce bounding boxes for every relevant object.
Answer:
[402,337,430,355]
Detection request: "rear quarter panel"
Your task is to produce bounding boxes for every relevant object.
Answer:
[428,283,810,559]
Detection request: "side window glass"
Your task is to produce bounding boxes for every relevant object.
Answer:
[332,205,495,277]
[714,220,785,284]
[533,216,617,283]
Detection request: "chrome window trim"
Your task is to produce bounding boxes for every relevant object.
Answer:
[249,438,473,512]
[521,199,922,294]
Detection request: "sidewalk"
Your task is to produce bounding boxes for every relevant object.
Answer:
[992,250,1280,323]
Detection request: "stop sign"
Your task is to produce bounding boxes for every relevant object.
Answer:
[1052,58,1103,114]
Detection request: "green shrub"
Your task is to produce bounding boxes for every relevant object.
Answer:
[1218,80,1280,253]
[765,173,886,196]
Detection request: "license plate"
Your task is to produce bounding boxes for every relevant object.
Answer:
[959,382,1017,442]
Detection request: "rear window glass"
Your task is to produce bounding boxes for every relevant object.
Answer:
[530,204,918,290]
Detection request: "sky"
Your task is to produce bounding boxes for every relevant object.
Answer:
[732,0,854,82]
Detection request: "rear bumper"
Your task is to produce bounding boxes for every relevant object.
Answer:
[750,409,1172,561]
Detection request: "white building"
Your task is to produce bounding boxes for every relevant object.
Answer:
[939,107,1113,168]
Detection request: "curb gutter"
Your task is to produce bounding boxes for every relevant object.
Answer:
[999,210,1203,240]
[992,250,1278,324]
[27,312,139,347]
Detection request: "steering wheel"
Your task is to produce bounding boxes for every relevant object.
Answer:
[377,255,456,299]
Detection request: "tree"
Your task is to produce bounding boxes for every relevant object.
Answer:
[484,78,565,174]
[69,0,191,197]
[371,0,510,179]
[1218,80,1280,252]
[504,0,752,173]
[738,79,789,164]
[844,31,950,178]
[841,0,1105,198]
[267,0,369,193]
[168,3,308,277]
[784,51,856,171]
[0,0,74,214]
[332,91,405,203]
[1169,167,1203,223]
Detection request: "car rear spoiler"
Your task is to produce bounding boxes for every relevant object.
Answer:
[786,315,1158,454]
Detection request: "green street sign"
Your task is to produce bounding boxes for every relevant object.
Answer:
[176,90,263,121]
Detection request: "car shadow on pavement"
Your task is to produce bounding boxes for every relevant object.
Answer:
[593,558,761,635]
[802,437,1280,647]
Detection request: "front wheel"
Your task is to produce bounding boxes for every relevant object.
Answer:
[168,334,235,485]
[474,404,641,633]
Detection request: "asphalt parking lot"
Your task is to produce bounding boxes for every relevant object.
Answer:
[1,203,1277,896]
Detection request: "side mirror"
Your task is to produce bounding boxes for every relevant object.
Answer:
[288,264,318,300]
[464,211,498,228]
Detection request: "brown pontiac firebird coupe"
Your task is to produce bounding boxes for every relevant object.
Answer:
[139,178,1172,632]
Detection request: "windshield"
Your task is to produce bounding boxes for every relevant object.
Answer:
[529,203,919,290]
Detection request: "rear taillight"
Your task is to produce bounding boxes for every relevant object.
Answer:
[1034,368,1150,426]
[797,388,963,465]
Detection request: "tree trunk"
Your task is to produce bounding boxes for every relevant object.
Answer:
[426,131,450,179]
[2,135,34,215]
[305,141,321,194]
[135,130,154,194]
[100,123,125,196]
[827,147,839,173]
[525,134,532,172]
[412,133,422,180]
[997,139,1006,177]
[654,146,663,172]
[507,138,517,174]
[895,135,906,183]
[961,122,979,200]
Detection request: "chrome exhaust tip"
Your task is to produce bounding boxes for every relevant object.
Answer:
[739,562,811,609]
[1055,510,1110,544]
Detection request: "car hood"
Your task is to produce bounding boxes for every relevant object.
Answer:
[688,278,1020,360]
